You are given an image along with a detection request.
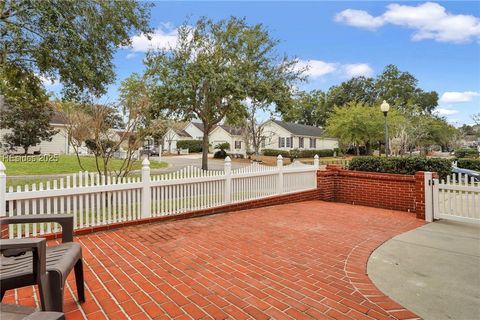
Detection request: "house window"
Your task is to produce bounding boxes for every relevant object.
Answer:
[299,137,304,148]
[309,138,316,148]
[234,141,242,149]
[286,137,292,148]
[278,137,285,148]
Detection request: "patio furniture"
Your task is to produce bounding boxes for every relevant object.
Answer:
[1,303,64,320]
[0,214,85,312]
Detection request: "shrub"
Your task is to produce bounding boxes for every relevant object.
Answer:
[297,149,334,158]
[456,158,480,171]
[262,149,290,157]
[348,156,452,180]
[213,149,228,159]
[454,147,479,158]
[215,142,230,151]
[177,140,203,152]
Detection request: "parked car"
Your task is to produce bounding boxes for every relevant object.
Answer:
[451,166,480,183]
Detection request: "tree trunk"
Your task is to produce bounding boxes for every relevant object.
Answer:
[365,141,372,155]
[23,146,29,155]
[201,129,210,170]
[355,144,360,156]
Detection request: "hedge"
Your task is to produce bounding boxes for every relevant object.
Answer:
[176,140,203,153]
[262,149,290,157]
[454,147,479,158]
[456,158,480,171]
[262,149,334,158]
[348,156,452,180]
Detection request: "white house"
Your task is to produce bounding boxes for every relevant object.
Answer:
[163,121,247,155]
[0,112,70,154]
[163,127,194,153]
[260,120,338,151]
[209,125,246,156]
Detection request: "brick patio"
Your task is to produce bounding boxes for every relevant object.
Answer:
[3,201,424,319]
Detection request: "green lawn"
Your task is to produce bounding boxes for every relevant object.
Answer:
[2,155,167,176]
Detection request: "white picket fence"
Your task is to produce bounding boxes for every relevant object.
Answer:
[426,172,480,224]
[0,155,319,238]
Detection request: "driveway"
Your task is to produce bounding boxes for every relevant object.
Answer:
[161,154,250,172]
[5,201,424,319]
[368,220,480,320]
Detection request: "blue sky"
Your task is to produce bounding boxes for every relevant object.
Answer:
[46,1,480,126]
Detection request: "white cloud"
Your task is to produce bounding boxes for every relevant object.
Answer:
[296,59,373,80]
[439,91,480,103]
[335,9,384,30]
[335,2,480,43]
[434,107,459,116]
[126,53,137,59]
[296,59,338,79]
[341,63,374,77]
[128,25,179,53]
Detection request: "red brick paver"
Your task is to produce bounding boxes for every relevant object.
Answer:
[4,201,424,319]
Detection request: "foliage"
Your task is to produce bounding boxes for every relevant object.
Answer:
[282,65,439,126]
[412,115,458,152]
[262,149,334,158]
[262,149,290,157]
[0,66,57,154]
[282,90,328,127]
[177,140,203,153]
[215,142,230,151]
[326,102,406,155]
[348,156,452,180]
[213,150,228,159]
[1,0,152,99]
[456,158,480,171]
[84,139,118,156]
[145,17,303,169]
[454,148,479,158]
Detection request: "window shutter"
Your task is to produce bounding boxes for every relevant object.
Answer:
[278,137,281,148]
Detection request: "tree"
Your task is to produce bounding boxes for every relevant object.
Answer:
[375,65,438,114]
[281,90,328,127]
[413,115,458,153]
[1,0,151,99]
[326,76,376,110]
[145,17,300,169]
[326,102,406,155]
[0,65,57,154]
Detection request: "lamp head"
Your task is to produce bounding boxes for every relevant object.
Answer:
[380,100,390,113]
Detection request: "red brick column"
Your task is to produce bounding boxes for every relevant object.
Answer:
[316,170,337,201]
[414,172,426,219]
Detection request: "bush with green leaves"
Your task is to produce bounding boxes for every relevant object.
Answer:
[213,150,228,159]
[297,149,334,158]
[215,142,230,151]
[456,158,480,171]
[348,156,452,180]
[454,148,479,158]
[176,140,203,153]
[262,149,290,157]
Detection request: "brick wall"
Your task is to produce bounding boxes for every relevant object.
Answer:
[317,166,428,219]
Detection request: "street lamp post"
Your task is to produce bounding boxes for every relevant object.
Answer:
[380,100,390,157]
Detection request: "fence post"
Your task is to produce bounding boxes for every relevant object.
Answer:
[224,156,231,204]
[0,161,5,216]
[277,155,283,195]
[313,154,319,169]
[424,172,433,222]
[141,158,151,218]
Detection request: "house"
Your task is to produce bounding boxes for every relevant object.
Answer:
[163,128,194,153]
[260,120,338,151]
[162,121,247,155]
[209,125,246,156]
[0,112,70,155]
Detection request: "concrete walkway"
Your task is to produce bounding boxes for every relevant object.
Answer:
[368,220,480,320]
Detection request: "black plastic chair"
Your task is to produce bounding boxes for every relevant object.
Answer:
[0,214,85,312]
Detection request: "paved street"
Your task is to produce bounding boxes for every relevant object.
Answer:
[368,220,480,320]
[159,154,251,172]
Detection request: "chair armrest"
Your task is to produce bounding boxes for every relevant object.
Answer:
[0,214,74,243]
[0,238,47,282]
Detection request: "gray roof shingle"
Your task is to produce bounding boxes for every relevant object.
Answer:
[271,120,324,137]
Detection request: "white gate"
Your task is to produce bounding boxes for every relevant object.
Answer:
[426,172,480,224]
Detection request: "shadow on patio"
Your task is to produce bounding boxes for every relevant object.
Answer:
[3,201,424,320]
